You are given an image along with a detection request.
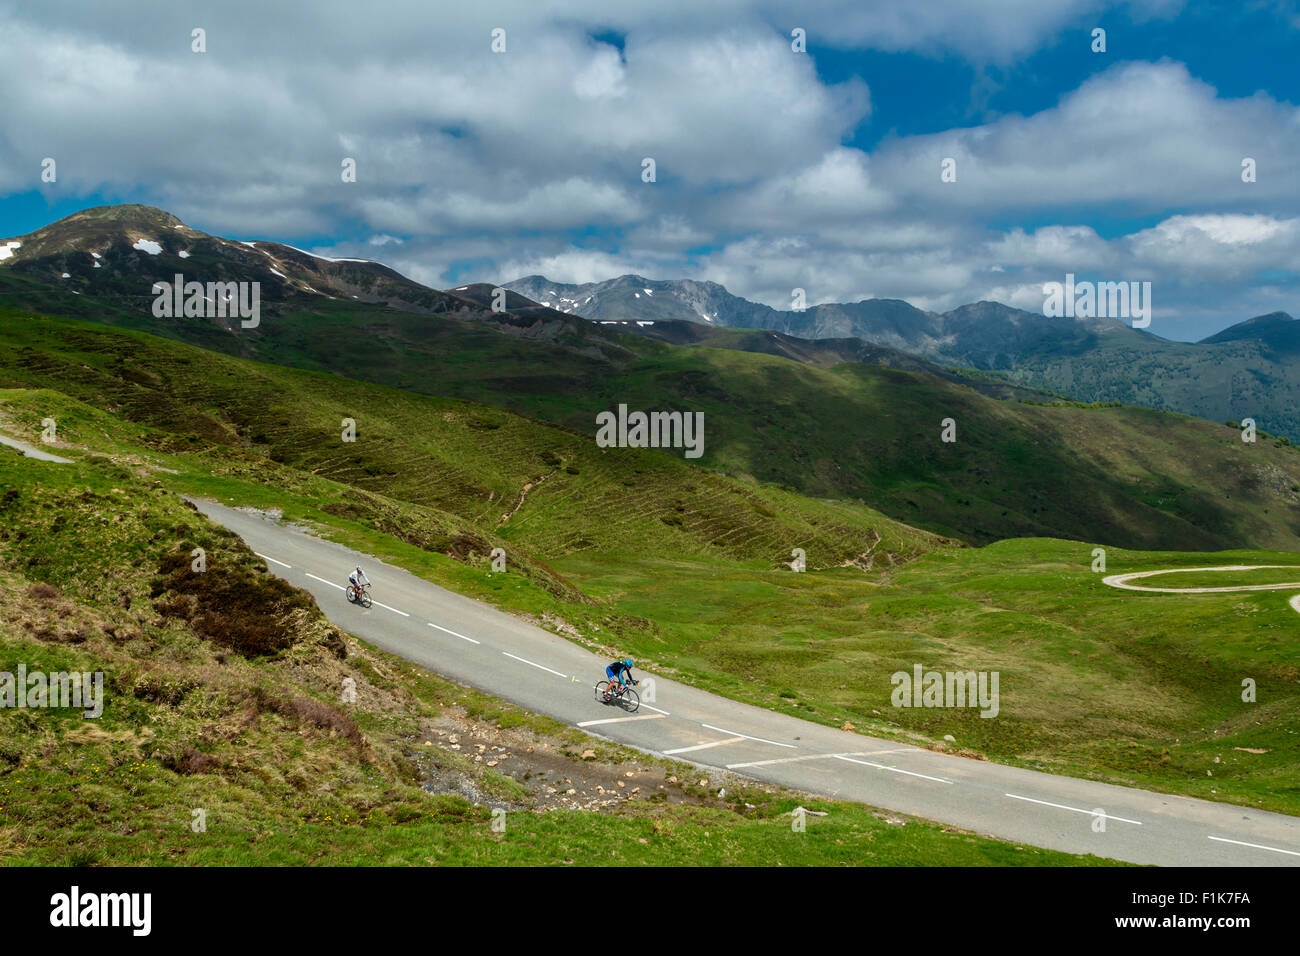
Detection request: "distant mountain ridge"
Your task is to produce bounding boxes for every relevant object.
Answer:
[506,273,1300,439]
[503,273,1139,367]
[0,204,489,319]
[8,203,1300,553]
[4,205,1299,440]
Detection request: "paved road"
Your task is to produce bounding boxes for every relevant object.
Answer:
[1105,565,1300,615]
[0,433,72,463]
[196,499,1300,867]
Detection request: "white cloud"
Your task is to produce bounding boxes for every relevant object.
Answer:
[0,3,1294,341]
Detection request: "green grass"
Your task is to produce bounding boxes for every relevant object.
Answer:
[4,797,1117,867]
[0,451,1121,867]
[7,299,1300,553]
[548,541,1300,814]
[1,309,1297,823]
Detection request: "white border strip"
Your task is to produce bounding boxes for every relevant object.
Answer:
[727,751,869,770]
[664,736,744,755]
[577,714,668,727]
[700,723,797,749]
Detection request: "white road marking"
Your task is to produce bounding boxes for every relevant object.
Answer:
[427,621,480,644]
[372,600,409,617]
[254,552,291,568]
[836,754,953,784]
[305,573,345,590]
[1004,793,1141,825]
[577,714,668,727]
[1207,835,1300,858]
[502,652,566,678]
[700,723,797,749]
[727,751,871,770]
[664,736,745,755]
[637,702,671,716]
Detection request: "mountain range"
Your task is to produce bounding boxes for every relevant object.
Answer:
[505,274,1300,440]
[5,206,1295,444]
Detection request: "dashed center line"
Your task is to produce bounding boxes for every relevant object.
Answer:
[305,573,344,590]
[1207,835,1300,858]
[427,621,480,644]
[254,552,291,568]
[664,736,744,755]
[502,652,566,678]
[700,723,797,749]
[835,754,953,784]
[1004,793,1141,825]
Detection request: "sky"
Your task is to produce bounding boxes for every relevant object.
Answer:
[1,0,1298,341]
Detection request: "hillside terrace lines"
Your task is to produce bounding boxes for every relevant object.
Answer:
[3,314,937,569]
[497,471,556,527]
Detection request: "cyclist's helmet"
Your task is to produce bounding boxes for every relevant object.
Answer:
[623,659,634,668]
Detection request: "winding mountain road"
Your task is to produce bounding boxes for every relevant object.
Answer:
[196,500,1300,867]
[1104,565,1300,614]
[0,434,72,463]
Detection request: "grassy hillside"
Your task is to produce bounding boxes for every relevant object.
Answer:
[1,309,1297,818]
[2,449,1113,866]
[7,281,1300,551]
[1000,328,1300,443]
[556,542,1300,815]
[0,311,939,573]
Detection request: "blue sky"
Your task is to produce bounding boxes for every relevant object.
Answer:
[2,0,1299,340]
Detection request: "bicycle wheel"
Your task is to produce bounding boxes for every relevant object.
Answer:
[359,589,373,608]
[345,585,357,603]
[621,688,640,713]
[595,680,611,702]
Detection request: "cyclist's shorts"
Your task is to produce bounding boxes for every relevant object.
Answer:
[605,665,618,681]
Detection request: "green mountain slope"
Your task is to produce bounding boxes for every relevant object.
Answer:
[7,299,1300,553]
[6,205,1300,553]
[4,444,1113,866]
[0,310,940,576]
[3,314,1297,818]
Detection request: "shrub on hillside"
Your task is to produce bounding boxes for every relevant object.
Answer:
[247,686,363,744]
[150,548,316,657]
[26,582,60,602]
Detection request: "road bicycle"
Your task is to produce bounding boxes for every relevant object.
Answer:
[345,581,373,608]
[595,678,640,713]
